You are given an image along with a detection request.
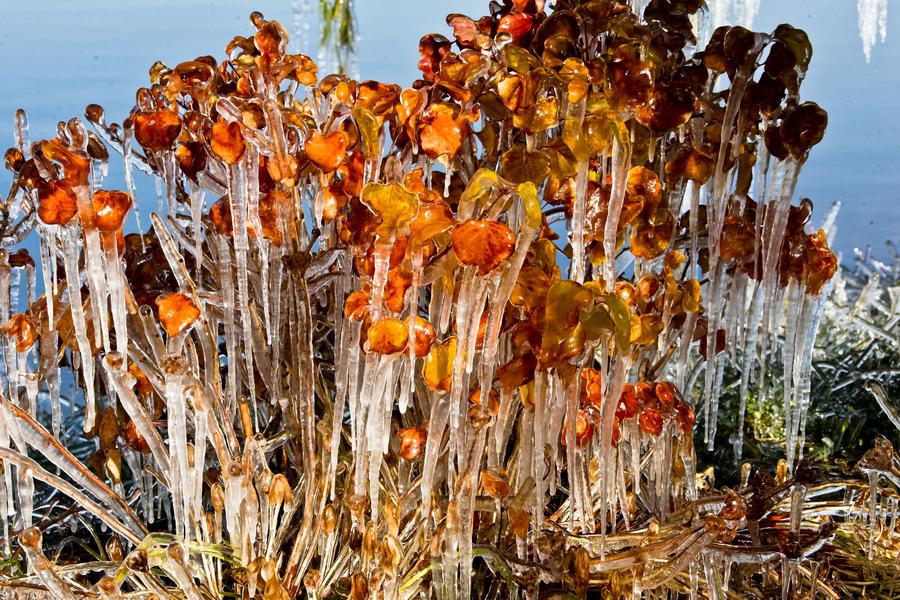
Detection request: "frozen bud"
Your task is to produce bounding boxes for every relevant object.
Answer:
[398,425,427,460]
[84,103,105,124]
[719,491,747,521]
[211,483,225,513]
[125,549,149,572]
[166,542,185,563]
[350,572,368,600]
[346,494,369,525]
[106,536,124,562]
[379,534,402,577]
[362,521,378,564]
[740,463,752,488]
[97,576,120,597]
[269,474,292,506]
[4,148,24,171]
[322,504,338,534]
[775,459,788,484]
[481,467,511,501]
[18,526,42,549]
[303,569,321,591]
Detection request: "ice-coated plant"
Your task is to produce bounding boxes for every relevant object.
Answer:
[0,0,895,598]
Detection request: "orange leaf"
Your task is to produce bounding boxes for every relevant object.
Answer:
[133,110,181,152]
[367,318,409,354]
[38,181,78,226]
[92,190,133,233]
[412,316,436,358]
[305,130,348,172]
[423,337,456,392]
[155,293,201,337]
[419,103,465,160]
[211,120,246,165]
[451,219,516,275]
[1,314,37,352]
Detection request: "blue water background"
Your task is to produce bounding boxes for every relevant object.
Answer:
[0,0,896,258]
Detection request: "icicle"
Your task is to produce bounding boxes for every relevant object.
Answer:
[228,162,257,429]
[734,282,763,463]
[858,0,889,62]
[421,395,451,509]
[401,251,424,414]
[330,320,359,498]
[190,181,206,284]
[245,147,271,342]
[598,356,628,556]
[780,280,802,469]
[867,469,879,559]
[39,227,56,327]
[479,187,538,397]
[103,354,171,475]
[603,139,633,292]
[792,286,831,465]
[368,238,393,323]
[571,159,590,283]
[216,235,239,415]
[60,226,97,431]
[703,262,728,449]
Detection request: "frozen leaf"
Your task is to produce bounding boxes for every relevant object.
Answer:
[664,145,715,186]
[423,337,456,392]
[132,110,181,152]
[500,147,550,185]
[92,190,133,233]
[352,107,381,159]
[360,183,419,236]
[481,468,511,500]
[38,180,78,225]
[155,293,201,337]
[409,201,455,248]
[1,313,38,352]
[412,316,436,358]
[562,409,594,445]
[419,103,466,160]
[305,130,349,172]
[210,119,246,165]
[451,219,516,275]
[344,290,370,321]
[638,408,663,436]
[367,318,409,354]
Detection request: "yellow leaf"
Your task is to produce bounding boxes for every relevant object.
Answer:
[360,183,419,237]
